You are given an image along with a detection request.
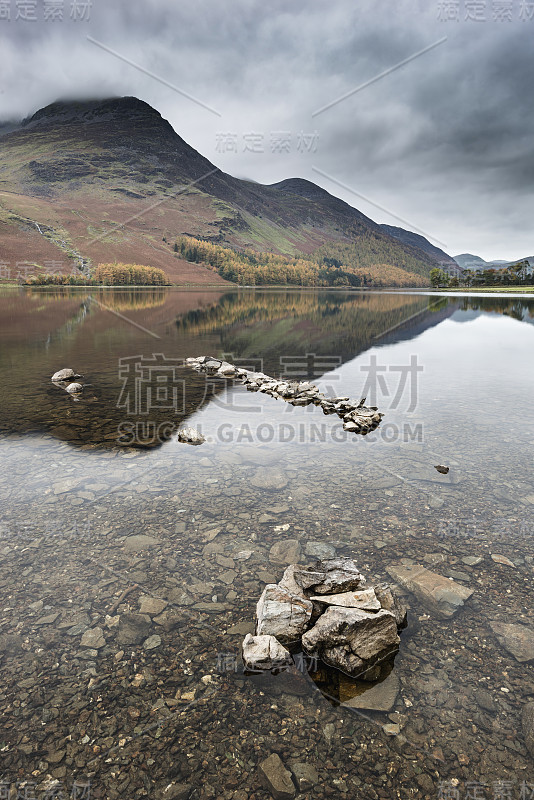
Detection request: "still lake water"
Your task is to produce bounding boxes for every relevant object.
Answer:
[0,286,533,799]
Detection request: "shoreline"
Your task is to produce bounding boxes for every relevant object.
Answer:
[436,286,534,293]
[2,282,534,293]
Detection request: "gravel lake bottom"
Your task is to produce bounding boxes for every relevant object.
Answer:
[1,287,534,800]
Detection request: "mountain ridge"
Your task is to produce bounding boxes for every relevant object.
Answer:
[0,96,449,285]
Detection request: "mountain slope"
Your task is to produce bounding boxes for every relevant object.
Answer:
[0,96,437,284]
[380,224,457,269]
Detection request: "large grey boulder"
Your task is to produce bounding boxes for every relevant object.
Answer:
[242,634,291,671]
[258,753,296,800]
[256,584,313,643]
[302,606,400,679]
[386,564,473,619]
[217,362,237,377]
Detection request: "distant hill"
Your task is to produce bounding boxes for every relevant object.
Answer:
[454,253,533,271]
[0,96,439,285]
[502,256,533,268]
[454,253,487,270]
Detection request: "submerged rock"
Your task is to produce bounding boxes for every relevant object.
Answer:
[386,563,473,619]
[490,621,534,662]
[242,633,291,671]
[269,539,301,565]
[490,553,515,568]
[116,613,151,646]
[302,606,400,680]
[522,702,534,757]
[304,541,336,560]
[340,669,400,711]
[256,584,313,642]
[123,533,160,552]
[289,763,319,792]
[159,784,192,800]
[250,467,288,490]
[258,753,296,800]
[176,426,205,445]
[80,626,105,649]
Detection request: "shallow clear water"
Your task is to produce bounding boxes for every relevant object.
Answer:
[1,286,533,799]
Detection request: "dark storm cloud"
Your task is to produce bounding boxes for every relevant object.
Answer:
[0,0,532,259]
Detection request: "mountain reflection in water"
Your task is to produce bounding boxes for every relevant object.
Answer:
[0,287,532,448]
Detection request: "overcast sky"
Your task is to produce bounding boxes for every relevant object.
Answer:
[1,0,533,260]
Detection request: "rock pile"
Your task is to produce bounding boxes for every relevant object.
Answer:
[51,367,84,396]
[242,557,407,680]
[186,356,383,434]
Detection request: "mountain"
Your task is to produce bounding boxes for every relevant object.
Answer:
[454,253,533,271]
[454,254,491,270]
[379,224,458,269]
[0,96,439,285]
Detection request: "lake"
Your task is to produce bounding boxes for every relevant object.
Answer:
[1,286,533,799]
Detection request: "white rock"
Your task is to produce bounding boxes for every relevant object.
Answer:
[177,426,205,445]
[256,584,313,642]
[51,368,76,381]
[66,382,83,394]
[310,588,381,611]
[217,362,237,377]
[242,633,291,671]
